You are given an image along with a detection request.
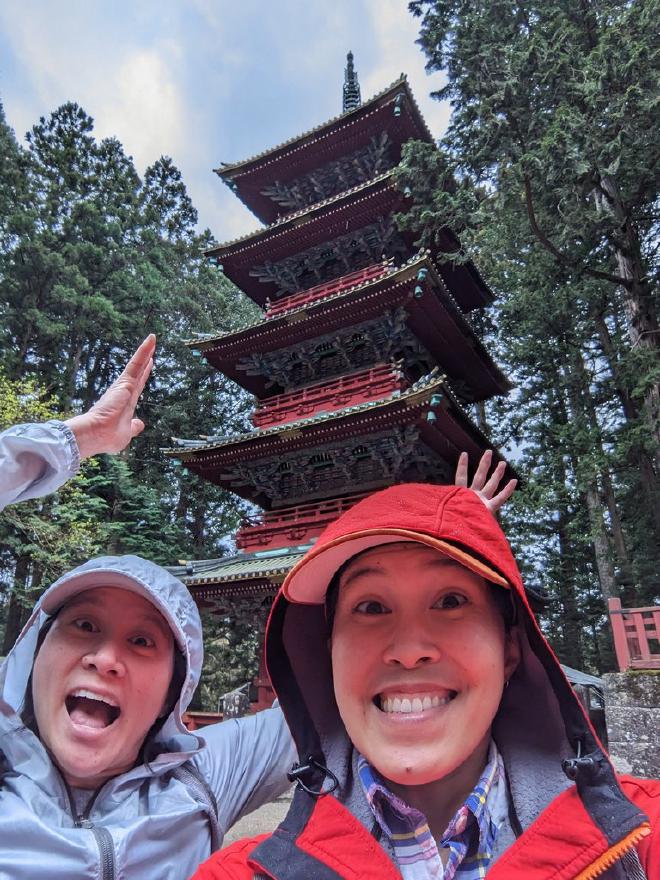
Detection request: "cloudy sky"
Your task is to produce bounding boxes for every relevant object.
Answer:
[0,1,449,242]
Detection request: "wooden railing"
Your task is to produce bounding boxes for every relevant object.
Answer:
[264,262,391,318]
[608,597,660,671]
[182,710,223,730]
[252,363,407,428]
[236,493,369,552]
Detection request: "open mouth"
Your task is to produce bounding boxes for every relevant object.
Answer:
[65,690,121,729]
[373,691,457,714]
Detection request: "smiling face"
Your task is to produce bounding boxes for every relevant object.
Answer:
[31,586,175,789]
[330,543,519,792]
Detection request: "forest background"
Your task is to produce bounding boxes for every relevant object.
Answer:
[0,0,658,708]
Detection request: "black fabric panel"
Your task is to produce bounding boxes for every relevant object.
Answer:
[523,616,649,844]
[265,595,326,776]
[251,790,344,880]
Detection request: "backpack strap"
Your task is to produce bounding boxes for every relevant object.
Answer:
[172,760,221,853]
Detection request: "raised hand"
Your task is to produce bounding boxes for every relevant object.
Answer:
[65,335,156,460]
[455,449,517,514]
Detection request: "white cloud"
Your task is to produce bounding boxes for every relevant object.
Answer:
[197,182,261,242]
[97,45,188,172]
[0,5,188,172]
[363,0,451,140]
[0,0,450,242]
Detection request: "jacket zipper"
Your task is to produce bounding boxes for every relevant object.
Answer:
[62,776,116,880]
[575,823,650,880]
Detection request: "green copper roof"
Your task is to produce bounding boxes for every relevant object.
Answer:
[168,546,310,585]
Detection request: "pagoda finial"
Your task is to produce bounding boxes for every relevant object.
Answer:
[342,51,362,113]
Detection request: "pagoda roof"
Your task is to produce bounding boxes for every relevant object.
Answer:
[169,547,308,588]
[163,372,515,508]
[167,371,451,455]
[206,171,401,266]
[206,174,492,312]
[215,76,433,224]
[168,546,308,610]
[191,256,509,402]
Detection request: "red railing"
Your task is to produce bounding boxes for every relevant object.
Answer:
[608,597,660,671]
[182,711,224,730]
[236,493,369,552]
[264,262,391,318]
[252,363,407,428]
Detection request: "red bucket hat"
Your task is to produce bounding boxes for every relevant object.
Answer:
[283,483,525,605]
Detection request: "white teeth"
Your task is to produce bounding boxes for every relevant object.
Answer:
[379,693,453,713]
[70,689,118,708]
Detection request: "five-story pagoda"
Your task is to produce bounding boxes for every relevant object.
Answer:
[165,55,512,712]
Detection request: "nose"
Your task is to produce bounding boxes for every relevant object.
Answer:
[82,640,127,677]
[382,621,442,669]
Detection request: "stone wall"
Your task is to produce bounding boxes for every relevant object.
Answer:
[603,671,660,778]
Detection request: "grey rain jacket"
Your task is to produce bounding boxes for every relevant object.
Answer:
[0,423,295,880]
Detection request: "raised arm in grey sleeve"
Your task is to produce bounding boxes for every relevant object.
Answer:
[0,421,80,513]
[193,705,296,836]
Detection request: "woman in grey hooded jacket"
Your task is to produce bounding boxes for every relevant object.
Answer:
[0,337,295,880]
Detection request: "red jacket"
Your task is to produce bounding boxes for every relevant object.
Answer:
[192,485,659,880]
[194,775,658,879]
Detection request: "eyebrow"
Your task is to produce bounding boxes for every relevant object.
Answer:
[340,556,462,591]
[64,594,173,642]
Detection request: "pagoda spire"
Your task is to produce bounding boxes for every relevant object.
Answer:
[342,51,361,113]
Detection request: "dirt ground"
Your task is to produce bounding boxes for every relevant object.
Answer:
[223,790,293,846]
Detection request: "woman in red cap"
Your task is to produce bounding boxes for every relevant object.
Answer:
[193,474,658,879]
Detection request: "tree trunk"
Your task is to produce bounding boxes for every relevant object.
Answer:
[599,174,660,468]
[592,304,660,534]
[543,384,588,668]
[2,554,30,654]
[583,484,617,600]
[61,333,86,411]
[560,351,619,604]
[599,466,636,604]
[570,346,637,594]
[191,501,207,554]
[592,308,637,423]
[555,514,586,668]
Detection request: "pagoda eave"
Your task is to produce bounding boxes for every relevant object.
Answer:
[193,257,509,401]
[205,172,401,262]
[168,547,309,607]
[165,377,515,507]
[187,580,277,609]
[214,77,432,224]
[205,173,491,313]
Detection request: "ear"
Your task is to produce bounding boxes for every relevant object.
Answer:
[503,624,521,681]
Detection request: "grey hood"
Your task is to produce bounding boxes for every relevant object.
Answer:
[0,554,203,750]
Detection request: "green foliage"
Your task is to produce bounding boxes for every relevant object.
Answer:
[401,0,660,671]
[0,374,109,648]
[197,609,262,709]
[0,101,259,687]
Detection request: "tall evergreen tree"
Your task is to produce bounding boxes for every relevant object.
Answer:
[0,104,258,676]
[397,0,659,667]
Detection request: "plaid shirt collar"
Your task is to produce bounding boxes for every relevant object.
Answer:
[357,740,507,880]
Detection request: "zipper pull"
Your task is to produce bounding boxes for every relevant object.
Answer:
[562,755,598,781]
[562,738,601,782]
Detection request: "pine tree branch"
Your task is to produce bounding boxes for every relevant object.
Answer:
[522,175,627,288]
[625,148,660,214]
